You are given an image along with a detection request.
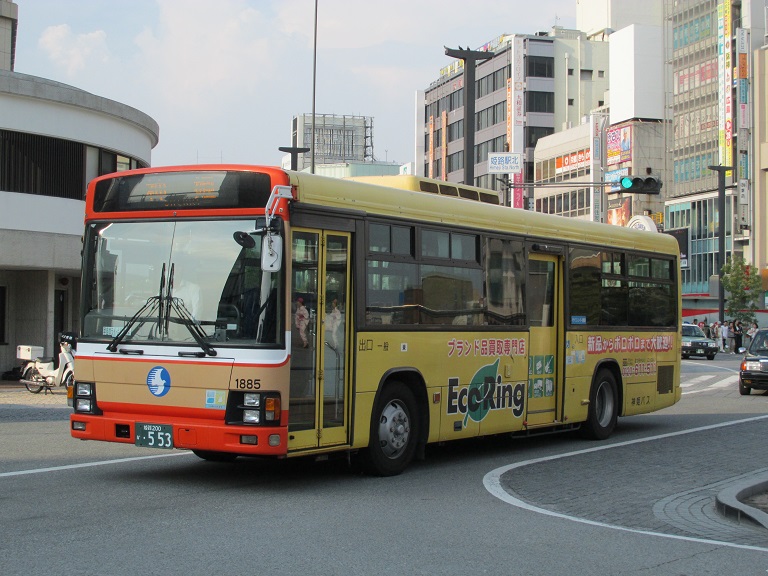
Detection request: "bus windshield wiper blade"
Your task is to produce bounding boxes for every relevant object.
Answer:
[167,297,217,356]
[107,296,160,352]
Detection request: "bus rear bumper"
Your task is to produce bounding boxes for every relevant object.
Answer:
[69,413,288,457]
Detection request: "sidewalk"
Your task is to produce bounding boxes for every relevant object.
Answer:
[717,470,768,529]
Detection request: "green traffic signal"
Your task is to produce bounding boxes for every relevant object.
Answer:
[620,175,661,194]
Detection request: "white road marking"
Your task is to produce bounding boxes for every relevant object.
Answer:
[484,414,768,552]
[0,451,191,478]
[680,375,711,388]
[683,375,738,395]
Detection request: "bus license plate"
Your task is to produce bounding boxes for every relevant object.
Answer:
[135,423,174,449]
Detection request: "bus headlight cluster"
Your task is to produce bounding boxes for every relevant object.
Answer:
[233,392,281,425]
[73,381,101,414]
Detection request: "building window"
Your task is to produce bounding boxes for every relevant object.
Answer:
[568,98,574,106]
[598,70,605,78]
[525,126,554,148]
[568,68,574,76]
[0,130,85,200]
[525,91,554,113]
[526,55,554,78]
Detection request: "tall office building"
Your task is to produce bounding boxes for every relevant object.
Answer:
[418,28,609,206]
[665,0,765,317]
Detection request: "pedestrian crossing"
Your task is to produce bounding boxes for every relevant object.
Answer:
[680,373,738,394]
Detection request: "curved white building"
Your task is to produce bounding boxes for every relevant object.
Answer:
[0,0,159,374]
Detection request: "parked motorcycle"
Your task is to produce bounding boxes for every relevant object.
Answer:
[18,332,76,394]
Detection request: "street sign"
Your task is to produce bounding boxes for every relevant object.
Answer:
[488,152,522,174]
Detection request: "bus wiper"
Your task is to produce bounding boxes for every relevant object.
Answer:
[158,262,166,334]
[163,262,175,337]
[167,296,217,357]
[107,296,161,352]
[108,265,167,352]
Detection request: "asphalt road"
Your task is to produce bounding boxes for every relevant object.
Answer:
[1,356,767,575]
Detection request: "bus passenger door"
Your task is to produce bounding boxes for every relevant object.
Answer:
[526,253,561,427]
[288,229,350,451]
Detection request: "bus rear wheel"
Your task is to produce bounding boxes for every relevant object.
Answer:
[580,369,618,440]
[364,382,418,476]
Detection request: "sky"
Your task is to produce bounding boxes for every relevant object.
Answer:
[13,0,576,168]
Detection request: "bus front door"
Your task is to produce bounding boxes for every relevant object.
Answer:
[288,229,350,451]
[526,253,561,428]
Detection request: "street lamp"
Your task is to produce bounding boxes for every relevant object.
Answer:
[310,0,318,174]
[444,46,492,186]
[708,164,732,323]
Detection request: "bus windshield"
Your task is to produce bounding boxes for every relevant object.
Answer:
[82,219,283,348]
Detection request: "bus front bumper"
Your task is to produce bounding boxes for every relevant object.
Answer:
[69,412,288,457]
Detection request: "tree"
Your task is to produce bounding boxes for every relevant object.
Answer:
[720,256,763,324]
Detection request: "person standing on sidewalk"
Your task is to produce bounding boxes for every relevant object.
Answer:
[747,321,759,348]
[733,321,743,352]
[720,321,729,352]
[727,321,736,353]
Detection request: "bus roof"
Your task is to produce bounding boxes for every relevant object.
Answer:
[288,171,679,256]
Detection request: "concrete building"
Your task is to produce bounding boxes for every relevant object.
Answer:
[0,0,158,374]
[418,27,609,205]
[282,113,374,171]
[664,0,766,319]
[280,113,402,178]
[533,19,668,229]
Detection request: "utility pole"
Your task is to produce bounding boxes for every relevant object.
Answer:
[444,46,492,186]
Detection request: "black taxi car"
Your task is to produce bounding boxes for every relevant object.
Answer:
[739,328,768,395]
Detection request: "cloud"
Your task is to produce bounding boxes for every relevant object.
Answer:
[132,1,278,113]
[38,24,109,76]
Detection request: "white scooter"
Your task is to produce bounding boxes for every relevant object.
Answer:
[18,332,76,395]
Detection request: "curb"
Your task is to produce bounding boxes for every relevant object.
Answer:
[716,469,768,530]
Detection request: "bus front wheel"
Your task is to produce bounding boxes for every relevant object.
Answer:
[581,369,618,440]
[192,450,238,463]
[364,382,419,476]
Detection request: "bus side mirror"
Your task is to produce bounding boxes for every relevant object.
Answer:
[261,235,282,272]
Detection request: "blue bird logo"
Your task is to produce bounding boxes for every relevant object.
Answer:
[146,366,171,397]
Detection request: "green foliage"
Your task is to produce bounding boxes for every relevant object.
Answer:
[720,256,762,323]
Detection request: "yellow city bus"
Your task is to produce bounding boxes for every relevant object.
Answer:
[70,165,681,475]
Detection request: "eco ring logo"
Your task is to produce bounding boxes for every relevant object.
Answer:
[447,359,525,425]
[147,366,171,397]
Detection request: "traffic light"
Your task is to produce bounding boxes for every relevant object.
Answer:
[620,175,662,194]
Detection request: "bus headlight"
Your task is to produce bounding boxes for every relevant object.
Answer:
[73,381,101,415]
[229,392,281,426]
[76,398,93,412]
[243,393,260,407]
[243,409,260,424]
[76,382,93,396]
